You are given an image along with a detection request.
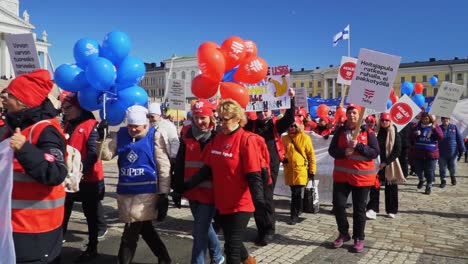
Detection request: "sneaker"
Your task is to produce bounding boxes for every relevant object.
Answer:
[439,180,446,188]
[366,210,377,220]
[332,233,351,248]
[417,181,425,189]
[388,213,396,219]
[211,255,225,264]
[254,236,267,247]
[97,228,108,240]
[74,246,98,263]
[424,188,431,195]
[353,239,364,253]
[451,177,457,185]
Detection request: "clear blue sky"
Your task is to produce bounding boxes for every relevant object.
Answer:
[22,0,468,71]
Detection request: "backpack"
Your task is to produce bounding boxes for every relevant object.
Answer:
[29,120,83,193]
[241,131,272,185]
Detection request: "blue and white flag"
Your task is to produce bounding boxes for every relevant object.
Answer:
[0,139,15,264]
[333,24,350,47]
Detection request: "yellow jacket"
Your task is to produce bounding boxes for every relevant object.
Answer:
[282,132,316,186]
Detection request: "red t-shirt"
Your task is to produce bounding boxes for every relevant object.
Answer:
[203,129,261,215]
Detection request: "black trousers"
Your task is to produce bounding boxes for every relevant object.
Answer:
[290,185,304,219]
[399,147,409,177]
[367,183,398,214]
[218,212,251,264]
[253,170,276,239]
[118,221,170,264]
[63,181,106,247]
[333,182,370,241]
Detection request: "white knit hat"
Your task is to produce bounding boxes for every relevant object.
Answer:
[148,102,162,115]
[126,105,148,125]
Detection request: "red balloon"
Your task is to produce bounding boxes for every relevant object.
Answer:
[219,82,250,108]
[390,87,395,96]
[191,74,219,99]
[316,104,329,118]
[221,36,247,71]
[233,56,268,84]
[390,94,399,104]
[414,83,424,94]
[197,42,226,82]
[242,40,258,62]
[334,106,346,120]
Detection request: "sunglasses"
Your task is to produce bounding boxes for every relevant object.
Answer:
[290,124,298,128]
[380,119,390,122]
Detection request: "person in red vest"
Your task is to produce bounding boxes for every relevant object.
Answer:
[60,92,107,262]
[5,70,68,263]
[173,99,224,264]
[243,88,295,246]
[328,104,379,253]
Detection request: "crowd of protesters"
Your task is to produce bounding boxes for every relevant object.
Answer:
[1,70,467,263]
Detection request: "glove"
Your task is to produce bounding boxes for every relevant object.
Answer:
[156,194,169,222]
[308,173,315,180]
[97,119,109,141]
[171,191,182,209]
[458,152,463,161]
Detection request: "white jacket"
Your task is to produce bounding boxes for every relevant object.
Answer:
[153,118,179,159]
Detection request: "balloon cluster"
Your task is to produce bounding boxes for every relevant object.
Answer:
[386,76,438,109]
[54,31,148,125]
[191,36,268,108]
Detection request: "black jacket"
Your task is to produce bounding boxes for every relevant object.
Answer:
[6,99,67,263]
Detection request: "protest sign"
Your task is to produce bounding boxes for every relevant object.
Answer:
[0,139,15,263]
[389,94,421,131]
[429,81,465,117]
[5,33,41,76]
[167,79,186,111]
[294,87,308,111]
[337,56,357,86]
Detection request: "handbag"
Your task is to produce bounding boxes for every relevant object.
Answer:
[303,178,320,214]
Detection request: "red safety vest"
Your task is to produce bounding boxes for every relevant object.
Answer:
[12,118,66,233]
[332,130,377,186]
[252,117,285,162]
[181,125,214,204]
[66,119,104,182]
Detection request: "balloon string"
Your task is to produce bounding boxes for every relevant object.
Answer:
[102,93,107,120]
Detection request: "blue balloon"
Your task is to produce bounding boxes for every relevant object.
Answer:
[222,66,239,82]
[77,89,104,111]
[429,76,438,86]
[73,38,100,68]
[85,57,117,91]
[412,94,425,108]
[115,56,145,89]
[100,100,127,126]
[100,31,131,65]
[309,105,318,118]
[117,85,149,107]
[387,99,393,109]
[54,64,88,92]
[425,105,431,113]
[401,81,414,96]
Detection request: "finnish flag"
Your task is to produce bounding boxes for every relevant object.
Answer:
[333,24,350,47]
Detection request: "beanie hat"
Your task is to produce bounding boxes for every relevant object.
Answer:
[294,116,303,125]
[192,99,214,117]
[6,69,53,107]
[126,105,148,125]
[346,104,361,113]
[148,102,162,115]
[380,113,391,121]
[365,115,376,123]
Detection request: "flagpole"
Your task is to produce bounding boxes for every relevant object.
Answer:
[347,25,351,57]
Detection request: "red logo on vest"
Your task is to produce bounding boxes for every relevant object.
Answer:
[390,102,413,125]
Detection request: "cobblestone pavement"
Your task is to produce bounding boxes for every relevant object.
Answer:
[62,161,468,263]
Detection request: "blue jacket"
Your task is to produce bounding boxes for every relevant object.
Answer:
[438,124,465,157]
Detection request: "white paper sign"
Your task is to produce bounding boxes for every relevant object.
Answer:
[347,49,401,112]
[389,94,422,132]
[294,87,308,111]
[337,56,358,86]
[4,33,41,76]
[429,81,465,117]
[167,79,186,111]
[0,139,15,263]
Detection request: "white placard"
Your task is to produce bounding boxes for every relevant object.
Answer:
[347,49,401,112]
[4,33,41,76]
[429,82,465,117]
[389,94,422,132]
[337,56,358,86]
[294,87,308,111]
[167,79,186,111]
[0,139,15,263]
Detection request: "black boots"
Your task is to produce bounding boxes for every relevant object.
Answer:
[75,244,98,263]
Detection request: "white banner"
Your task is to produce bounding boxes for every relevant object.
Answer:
[348,49,401,112]
[336,56,357,86]
[167,79,186,111]
[389,94,422,132]
[4,33,41,76]
[0,139,15,263]
[429,81,465,117]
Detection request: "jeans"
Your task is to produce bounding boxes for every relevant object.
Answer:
[189,200,223,264]
[333,182,370,240]
[218,212,251,264]
[414,159,437,188]
[438,155,457,180]
[367,183,398,214]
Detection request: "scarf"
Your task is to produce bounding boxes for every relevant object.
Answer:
[384,125,406,184]
[191,124,212,142]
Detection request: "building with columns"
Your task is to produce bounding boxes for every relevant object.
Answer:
[290,57,468,99]
[0,0,52,79]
